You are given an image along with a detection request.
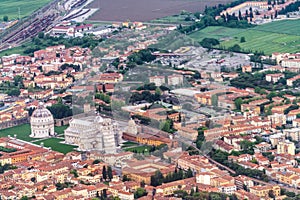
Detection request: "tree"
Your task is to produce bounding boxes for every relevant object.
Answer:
[3,16,8,22]
[229,44,241,52]
[267,91,277,100]
[238,10,242,20]
[160,120,172,133]
[140,180,146,188]
[240,140,255,154]
[6,88,20,96]
[102,189,107,198]
[90,71,96,77]
[200,38,220,48]
[122,175,131,182]
[70,169,79,178]
[269,190,275,198]
[102,166,107,181]
[93,159,101,164]
[13,75,24,87]
[38,32,45,39]
[186,168,193,178]
[134,188,147,198]
[240,36,246,43]
[47,103,72,119]
[245,10,249,17]
[150,170,163,186]
[234,98,243,110]
[107,166,113,181]
[30,177,36,183]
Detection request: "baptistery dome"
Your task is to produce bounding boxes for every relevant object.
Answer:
[30,103,55,138]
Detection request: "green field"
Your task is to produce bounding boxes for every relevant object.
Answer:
[0,124,75,154]
[0,124,69,140]
[123,145,152,153]
[0,124,34,141]
[253,19,300,36]
[150,14,194,25]
[55,125,68,136]
[189,20,300,55]
[0,42,32,57]
[0,0,51,21]
[33,138,77,154]
[121,141,139,148]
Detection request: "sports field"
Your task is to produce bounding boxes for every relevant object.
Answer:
[0,0,51,21]
[189,20,300,55]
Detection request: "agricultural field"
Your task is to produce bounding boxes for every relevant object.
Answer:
[149,14,195,25]
[87,0,234,22]
[0,0,51,21]
[253,19,300,36]
[189,21,300,55]
[33,138,78,154]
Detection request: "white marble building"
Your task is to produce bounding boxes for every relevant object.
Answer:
[64,115,119,153]
[30,103,55,138]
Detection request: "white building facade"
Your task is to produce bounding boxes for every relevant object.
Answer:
[30,103,55,138]
[64,116,119,153]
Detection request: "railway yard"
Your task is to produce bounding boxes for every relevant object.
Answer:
[0,0,90,52]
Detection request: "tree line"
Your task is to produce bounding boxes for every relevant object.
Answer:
[150,168,193,187]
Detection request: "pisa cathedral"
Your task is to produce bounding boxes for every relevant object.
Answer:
[64,115,120,154]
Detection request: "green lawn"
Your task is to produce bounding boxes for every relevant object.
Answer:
[0,124,69,141]
[0,124,75,154]
[189,23,300,55]
[55,125,68,136]
[33,138,77,154]
[0,124,34,141]
[124,145,152,153]
[121,141,139,148]
[0,0,51,21]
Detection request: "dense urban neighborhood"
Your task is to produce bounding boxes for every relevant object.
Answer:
[0,0,300,199]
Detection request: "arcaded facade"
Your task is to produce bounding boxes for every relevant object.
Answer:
[64,116,119,154]
[30,103,55,138]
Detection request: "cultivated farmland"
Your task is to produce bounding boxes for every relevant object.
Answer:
[252,19,300,36]
[189,20,300,55]
[0,0,51,21]
[87,0,234,22]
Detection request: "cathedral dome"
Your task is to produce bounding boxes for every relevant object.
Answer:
[30,103,55,138]
[31,103,53,118]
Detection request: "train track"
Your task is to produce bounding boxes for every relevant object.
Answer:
[0,0,62,51]
[0,0,95,52]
